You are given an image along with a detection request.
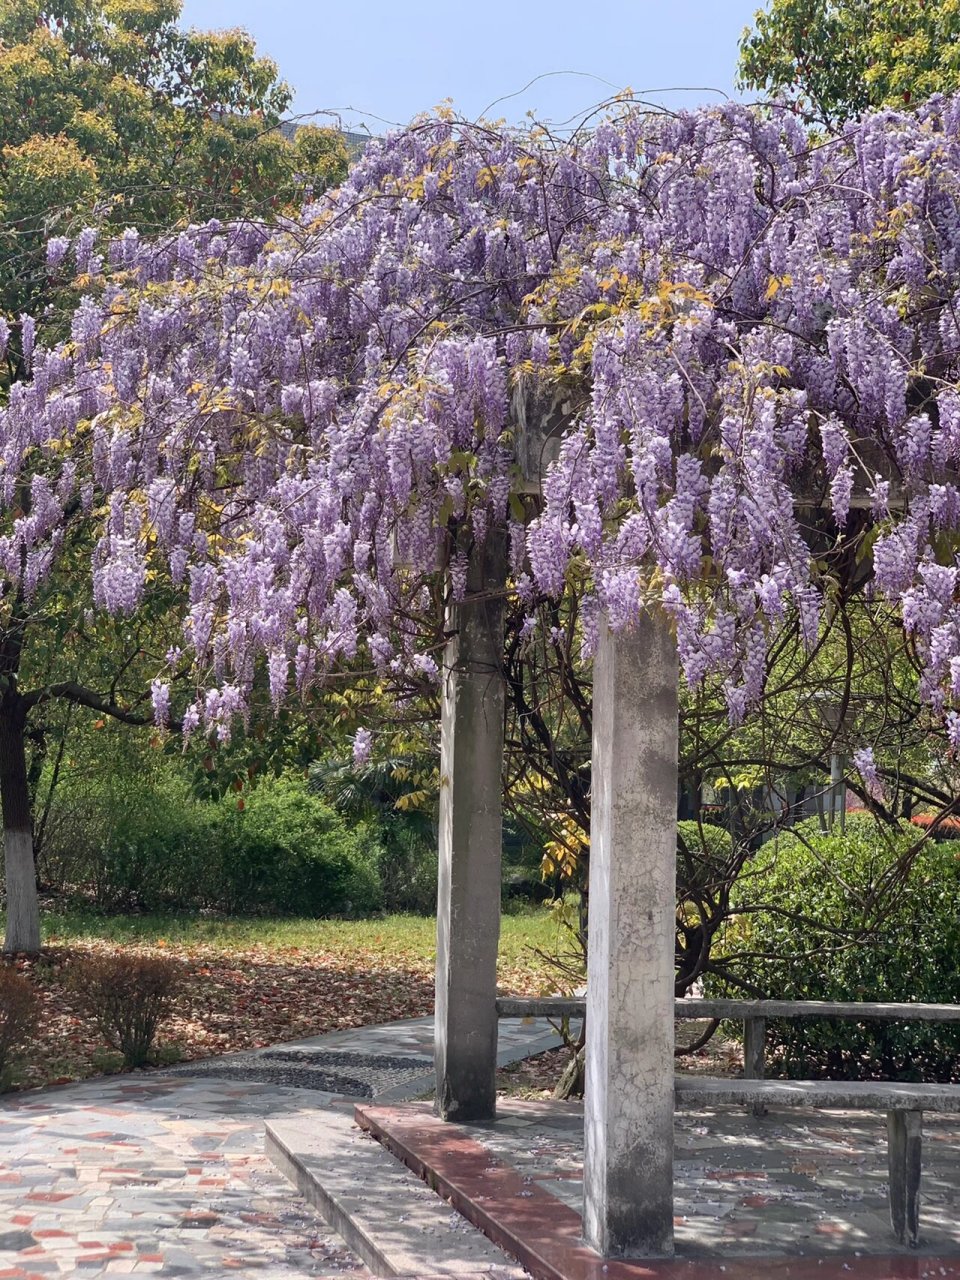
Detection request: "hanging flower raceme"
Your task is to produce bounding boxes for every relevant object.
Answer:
[7,95,960,733]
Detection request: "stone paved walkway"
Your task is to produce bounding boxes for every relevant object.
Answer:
[0,1016,558,1279]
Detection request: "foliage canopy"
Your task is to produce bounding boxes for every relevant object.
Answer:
[13,91,960,955]
[0,0,349,951]
[739,0,960,129]
[15,97,960,757]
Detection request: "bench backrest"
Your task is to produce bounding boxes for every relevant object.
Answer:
[495,996,960,1022]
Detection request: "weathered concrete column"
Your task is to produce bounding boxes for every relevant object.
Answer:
[583,612,678,1258]
[435,534,506,1122]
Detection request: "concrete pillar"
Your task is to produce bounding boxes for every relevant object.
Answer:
[583,612,678,1258]
[435,533,506,1122]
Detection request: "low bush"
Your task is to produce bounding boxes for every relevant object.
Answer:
[40,750,383,916]
[215,773,382,916]
[91,784,217,911]
[37,734,216,910]
[677,819,735,919]
[71,952,180,1068]
[677,819,733,887]
[373,815,437,914]
[0,967,38,1088]
[710,816,960,1081]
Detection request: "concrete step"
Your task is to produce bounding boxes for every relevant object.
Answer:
[266,1110,527,1279]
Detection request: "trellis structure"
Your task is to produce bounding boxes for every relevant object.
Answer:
[434,392,680,1254]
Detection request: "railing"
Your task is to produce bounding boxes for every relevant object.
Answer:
[495,996,960,1113]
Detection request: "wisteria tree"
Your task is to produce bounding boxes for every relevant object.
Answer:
[6,95,960,952]
[0,0,353,950]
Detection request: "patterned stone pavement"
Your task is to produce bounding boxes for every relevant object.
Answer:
[0,1016,559,1279]
[0,1074,365,1279]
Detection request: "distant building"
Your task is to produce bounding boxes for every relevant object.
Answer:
[279,121,373,162]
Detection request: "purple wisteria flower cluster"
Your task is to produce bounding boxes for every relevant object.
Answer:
[6,97,960,743]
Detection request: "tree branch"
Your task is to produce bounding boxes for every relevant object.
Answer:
[21,682,153,727]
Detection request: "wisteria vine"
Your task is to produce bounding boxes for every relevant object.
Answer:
[5,96,960,765]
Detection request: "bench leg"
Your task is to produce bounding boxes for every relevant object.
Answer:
[887,1110,922,1248]
[743,1017,766,1118]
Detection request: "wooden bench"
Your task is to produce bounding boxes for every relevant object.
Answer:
[675,1075,960,1247]
[496,996,960,1247]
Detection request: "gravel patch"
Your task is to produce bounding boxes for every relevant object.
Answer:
[168,1049,433,1097]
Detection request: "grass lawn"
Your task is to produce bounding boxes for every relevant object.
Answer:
[41,903,561,966]
[1,904,579,1092]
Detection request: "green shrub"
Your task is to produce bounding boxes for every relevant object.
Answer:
[46,773,221,912]
[41,741,383,917]
[215,774,382,916]
[37,732,216,910]
[677,819,733,898]
[71,952,180,1068]
[373,815,437,914]
[678,820,733,862]
[711,815,960,1081]
[0,967,38,1089]
[91,781,218,911]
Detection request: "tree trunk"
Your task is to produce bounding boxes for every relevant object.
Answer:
[554,1045,585,1099]
[554,1015,587,1100]
[0,697,39,953]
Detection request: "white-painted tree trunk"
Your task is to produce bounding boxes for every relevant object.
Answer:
[0,702,40,953]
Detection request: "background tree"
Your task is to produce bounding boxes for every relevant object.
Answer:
[502,573,952,981]
[1,0,348,376]
[738,0,960,129]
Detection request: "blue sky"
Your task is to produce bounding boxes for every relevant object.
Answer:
[179,1,764,135]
